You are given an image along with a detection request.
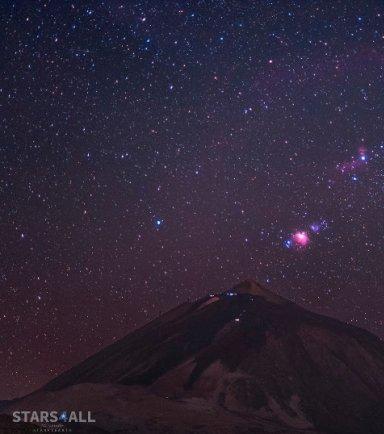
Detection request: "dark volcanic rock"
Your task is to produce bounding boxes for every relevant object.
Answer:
[3,280,384,433]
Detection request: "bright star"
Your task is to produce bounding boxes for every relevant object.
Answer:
[155,218,164,228]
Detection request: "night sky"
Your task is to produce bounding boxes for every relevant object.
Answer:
[1,0,384,400]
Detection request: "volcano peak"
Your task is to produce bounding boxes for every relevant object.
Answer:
[4,280,384,434]
[231,279,285,303]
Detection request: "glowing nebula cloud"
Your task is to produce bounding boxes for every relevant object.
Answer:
[283,219,328,250]
[292,231,310,247]
[337,147,368,174]
[310,219,328,233]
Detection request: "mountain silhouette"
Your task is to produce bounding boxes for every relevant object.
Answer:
[3,280,384,433]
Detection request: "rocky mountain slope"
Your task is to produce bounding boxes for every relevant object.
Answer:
[3,280,384,433]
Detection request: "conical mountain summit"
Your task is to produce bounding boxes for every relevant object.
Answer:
[3,280,384,433]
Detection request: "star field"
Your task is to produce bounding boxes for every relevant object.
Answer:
[1,0,384,399]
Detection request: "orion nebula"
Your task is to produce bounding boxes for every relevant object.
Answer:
[292,231,310,247]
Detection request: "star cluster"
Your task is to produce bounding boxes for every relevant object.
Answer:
[1,0,384,399]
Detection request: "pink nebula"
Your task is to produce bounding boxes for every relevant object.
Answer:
[292,231,310,247]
